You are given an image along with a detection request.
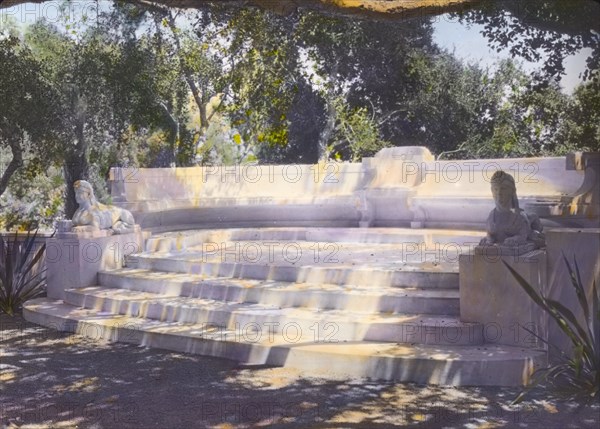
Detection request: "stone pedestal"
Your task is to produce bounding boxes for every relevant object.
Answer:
[459,250,547,348]
[108,166,128,202]
[46,226,146,300]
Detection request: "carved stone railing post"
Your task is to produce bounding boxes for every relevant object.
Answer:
[109,166,127,203]
[356,157,375,228]
[566,152,600,227]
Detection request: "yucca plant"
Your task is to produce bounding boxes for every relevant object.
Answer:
[0,230,47,316]
[503,254,599,403]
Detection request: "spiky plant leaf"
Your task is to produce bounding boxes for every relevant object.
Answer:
[505,257,600,404]
[0,230,47,316]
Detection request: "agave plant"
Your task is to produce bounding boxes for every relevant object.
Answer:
[0,230,47,316]
[503,254,599,403]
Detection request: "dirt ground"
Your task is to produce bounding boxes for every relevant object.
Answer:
[1,313,598,429]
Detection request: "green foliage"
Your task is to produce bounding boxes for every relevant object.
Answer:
[456,0,600,83]
[0,34,60,195]
[196,113,255,165]
[0,13,20,38]
[296,11,437,157]
[554,80,600,153]
[224,9,298,153]
[402,51,492,156]
[0,230,47,316]
[131,29,194,166]
[23,17,187,213]
[454,60,598,159]
[0,163,64,231]
[327,96,390,161]
[504,256,600,403]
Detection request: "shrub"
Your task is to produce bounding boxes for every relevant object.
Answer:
[0,164,65,231]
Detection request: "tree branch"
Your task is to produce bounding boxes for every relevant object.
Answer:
[164,10,209,131]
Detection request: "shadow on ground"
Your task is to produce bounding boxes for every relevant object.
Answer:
[1,314,598,429]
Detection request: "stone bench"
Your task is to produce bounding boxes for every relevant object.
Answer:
[109,147,598,231]
[110,163,368,230]
[407,156,587,229]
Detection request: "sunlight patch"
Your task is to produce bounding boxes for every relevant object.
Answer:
[223,367,305,390]
[52,376,100,393]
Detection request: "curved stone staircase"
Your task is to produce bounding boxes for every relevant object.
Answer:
[24,227,546,386]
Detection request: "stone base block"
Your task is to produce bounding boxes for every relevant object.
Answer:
[46,227,147,300]
[459,251,547,348]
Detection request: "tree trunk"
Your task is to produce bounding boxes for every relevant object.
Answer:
[0,137,24,198]
[165,11,209,133]
[63,119,90,219]
[318,92,338,161]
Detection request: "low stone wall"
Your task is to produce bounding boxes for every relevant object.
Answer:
[109,147,598,231]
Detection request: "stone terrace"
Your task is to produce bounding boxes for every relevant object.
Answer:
[23,148,600,387]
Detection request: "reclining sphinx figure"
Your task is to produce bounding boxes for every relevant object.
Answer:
[71,180,135,234]
[478,170,545,255]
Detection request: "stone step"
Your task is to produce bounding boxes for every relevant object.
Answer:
[98,269,460,315]
[129,254,459,289]
[181,239,462,267]
[144,227,484,252]
[23,298,547,387]
[64,287,481,345]
[141,238,462,271]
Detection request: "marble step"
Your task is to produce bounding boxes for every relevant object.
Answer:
[64,287,482,345]
[140,238,462,272]
[128,254,459,289]
[144,227,484,252]
[23,299,547,387]
[98,269,461,315]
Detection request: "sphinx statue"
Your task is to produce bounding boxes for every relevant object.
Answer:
[477,171,545,256]
[71,180,135,234]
